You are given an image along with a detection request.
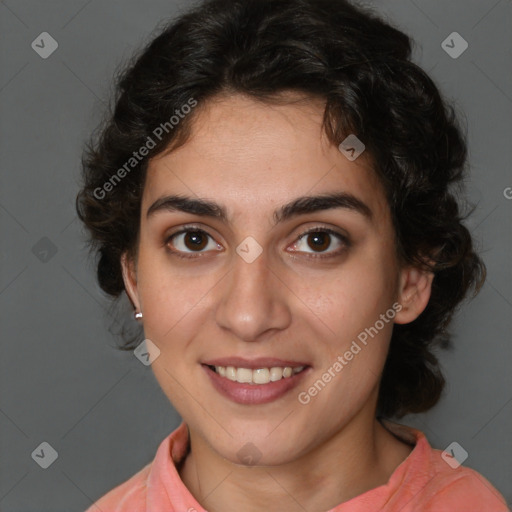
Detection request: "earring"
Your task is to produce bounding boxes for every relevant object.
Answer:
[134,311,143,319]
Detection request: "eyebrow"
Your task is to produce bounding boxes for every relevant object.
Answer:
[146,192,373,225]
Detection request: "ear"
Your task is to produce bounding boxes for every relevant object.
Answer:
[394,264,435,324]
[121,251,140,311]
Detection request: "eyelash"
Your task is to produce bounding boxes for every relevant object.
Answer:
[164,224,350,260]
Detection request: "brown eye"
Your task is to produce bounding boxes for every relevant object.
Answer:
[183,231,208,251]
[306,232,331,252]
[166,228,222,256]
[289,227,350,258]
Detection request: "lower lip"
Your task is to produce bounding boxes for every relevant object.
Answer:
[202,364,311,405]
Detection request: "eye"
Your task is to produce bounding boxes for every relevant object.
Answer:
[288,227,349,258]
[165,226,222,258]
[164,224,349,260]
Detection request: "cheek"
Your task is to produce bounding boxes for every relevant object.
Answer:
[290,251,396,393]
[136,253,213,345]
[299,317,392,422]
[295,256,395,335]
[136,262,211,410]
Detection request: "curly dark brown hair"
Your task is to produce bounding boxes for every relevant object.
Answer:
[75,0,486,419]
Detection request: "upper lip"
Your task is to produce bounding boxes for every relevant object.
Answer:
[202,357,310,369]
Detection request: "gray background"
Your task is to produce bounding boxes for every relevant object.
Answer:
[0,0,511,510]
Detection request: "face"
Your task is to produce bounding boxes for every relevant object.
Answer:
[122,93,432,466]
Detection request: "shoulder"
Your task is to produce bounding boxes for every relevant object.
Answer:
[419,464,510,512]
[405,442,510,511]
[380,421,510,512]
[84,461,151,512]
[83,423,189,512]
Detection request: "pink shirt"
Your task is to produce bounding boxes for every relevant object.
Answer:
[85,421,509,511]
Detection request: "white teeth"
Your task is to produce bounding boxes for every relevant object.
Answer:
[212,365,305,384]
[225,366,237,381]
[236,367,253,383]
[269,367,283,381]
[253,368,270,384]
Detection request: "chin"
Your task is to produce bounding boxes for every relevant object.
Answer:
[207,421,309,467]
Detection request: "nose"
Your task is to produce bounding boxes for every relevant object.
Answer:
[214,248,292,342]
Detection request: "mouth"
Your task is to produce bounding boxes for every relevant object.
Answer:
[201,361,311,405]
[205,364,306,384]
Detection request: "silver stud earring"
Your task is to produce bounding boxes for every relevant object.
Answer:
[134,311,143,319]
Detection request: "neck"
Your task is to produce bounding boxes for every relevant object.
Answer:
[178,409,413,512]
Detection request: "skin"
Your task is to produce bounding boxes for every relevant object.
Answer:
[121,92,434,512]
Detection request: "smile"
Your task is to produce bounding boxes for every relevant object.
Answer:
[202,363,310,405]
[208,365,305,384]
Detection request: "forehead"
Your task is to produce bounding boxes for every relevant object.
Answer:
[143,93,390,224]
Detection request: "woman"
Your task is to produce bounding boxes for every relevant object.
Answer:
[76,0,509,510]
